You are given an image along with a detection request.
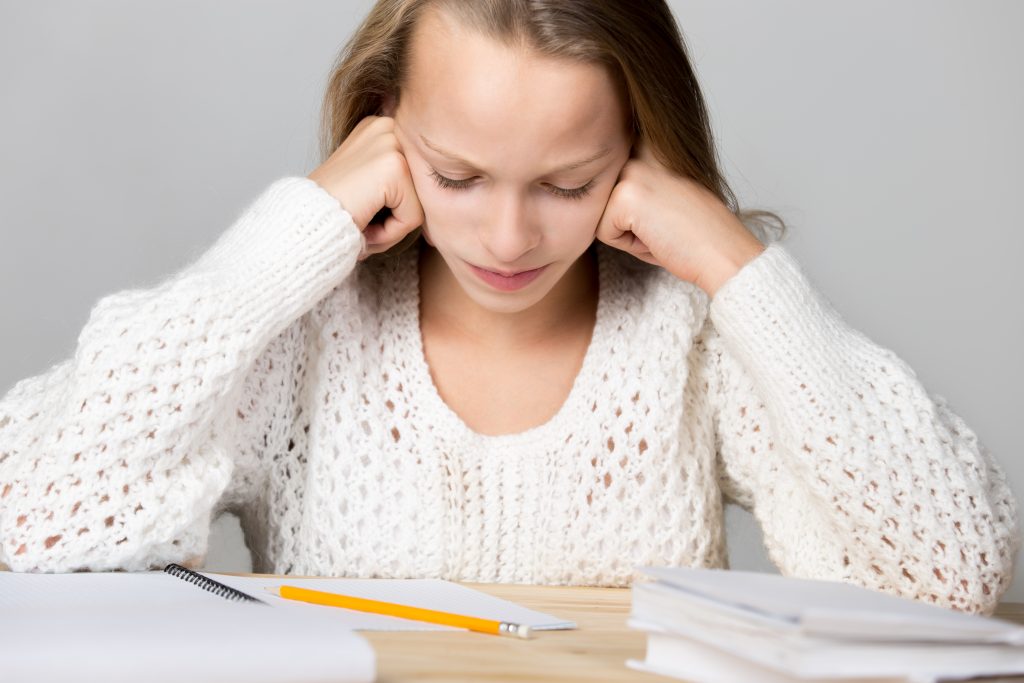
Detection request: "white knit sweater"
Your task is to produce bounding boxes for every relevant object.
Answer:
[0,177,1017,615]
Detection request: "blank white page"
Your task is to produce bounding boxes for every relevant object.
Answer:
[0,570,227,610]
[206,573,577,631]
[0,571,376,683]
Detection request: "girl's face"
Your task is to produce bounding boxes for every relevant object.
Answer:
[385,9,633,315]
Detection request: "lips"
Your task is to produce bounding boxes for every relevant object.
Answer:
[478,266,541,277]
[467,261,548,292]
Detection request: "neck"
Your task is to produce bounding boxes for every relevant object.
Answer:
[418,241,599,349]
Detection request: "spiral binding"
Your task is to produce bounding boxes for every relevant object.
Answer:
[163,563,266,604]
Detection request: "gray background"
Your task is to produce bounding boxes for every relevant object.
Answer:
[1,1,1021,599]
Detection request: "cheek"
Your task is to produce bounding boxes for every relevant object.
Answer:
[544,201,606,246]
[416,187,464,248]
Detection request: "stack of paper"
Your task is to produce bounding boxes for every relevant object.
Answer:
[626,566,1024,683]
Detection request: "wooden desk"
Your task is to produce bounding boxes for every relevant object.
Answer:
[360,584,1024,683]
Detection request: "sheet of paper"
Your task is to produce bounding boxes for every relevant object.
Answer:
[205,572,577,631]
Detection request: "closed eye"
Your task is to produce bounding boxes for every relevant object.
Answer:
[428,169,595,200]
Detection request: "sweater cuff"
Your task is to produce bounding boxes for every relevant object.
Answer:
[188,176,366,326]
[194,176,364,276]
[708,241,863,439]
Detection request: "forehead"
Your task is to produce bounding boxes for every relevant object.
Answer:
[401,8,628,160]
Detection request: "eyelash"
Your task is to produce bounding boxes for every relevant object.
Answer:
[428,169,595,200]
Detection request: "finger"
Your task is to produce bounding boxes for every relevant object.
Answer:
[594,196,629,247]
[384,162,425,240]
[362,222,389,249]
[362,205,418,256]
[595,207,659,266]
[388,121,424,229]
[632,252,661,267]
[593,217,619,248]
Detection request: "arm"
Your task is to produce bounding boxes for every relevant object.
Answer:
[0,177,363,572]
[698,241,1019,615]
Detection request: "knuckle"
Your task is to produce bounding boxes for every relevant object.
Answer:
[379,152,403,180]
[388,150,412,178]
[371,114,394,131]
[613,181,640,207]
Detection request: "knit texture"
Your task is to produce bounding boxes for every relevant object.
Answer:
[0,177,1017,616]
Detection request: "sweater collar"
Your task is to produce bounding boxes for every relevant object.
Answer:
[387,241,624,446]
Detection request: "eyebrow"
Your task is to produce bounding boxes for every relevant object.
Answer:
[420,134,613,174]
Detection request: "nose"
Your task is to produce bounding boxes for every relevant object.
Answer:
[478,188,541,265]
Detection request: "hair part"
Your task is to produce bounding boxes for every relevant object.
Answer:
[316,0,787,261]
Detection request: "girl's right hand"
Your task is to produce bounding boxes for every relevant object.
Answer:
[307,115,424,260]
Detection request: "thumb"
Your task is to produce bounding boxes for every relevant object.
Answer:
[594,192,659,266]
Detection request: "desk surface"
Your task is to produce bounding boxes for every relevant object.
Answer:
[358,583,1024,683]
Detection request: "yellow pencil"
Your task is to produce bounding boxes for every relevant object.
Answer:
[265,584,533,638]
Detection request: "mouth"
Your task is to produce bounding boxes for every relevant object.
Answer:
[467,261,549,292]
[481,266,540,277]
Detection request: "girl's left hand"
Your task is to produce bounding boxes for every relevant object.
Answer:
[594,138,766,298]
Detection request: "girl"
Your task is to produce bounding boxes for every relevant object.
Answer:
[0,0,1017,616]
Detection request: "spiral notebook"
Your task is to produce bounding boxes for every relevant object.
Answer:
[1,565,376,683]
[0,564,574,682]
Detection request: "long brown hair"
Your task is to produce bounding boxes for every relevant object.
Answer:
[315,0,787,259]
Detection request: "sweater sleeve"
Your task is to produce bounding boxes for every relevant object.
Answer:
[0,176,364,572]
[697,241,1020,616]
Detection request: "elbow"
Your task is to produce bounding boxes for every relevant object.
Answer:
[916,519,1020,617]
[964,476,1023,615]
[971,504,1022,616]
[937,557,1016,617]
[866,500,1020,616]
